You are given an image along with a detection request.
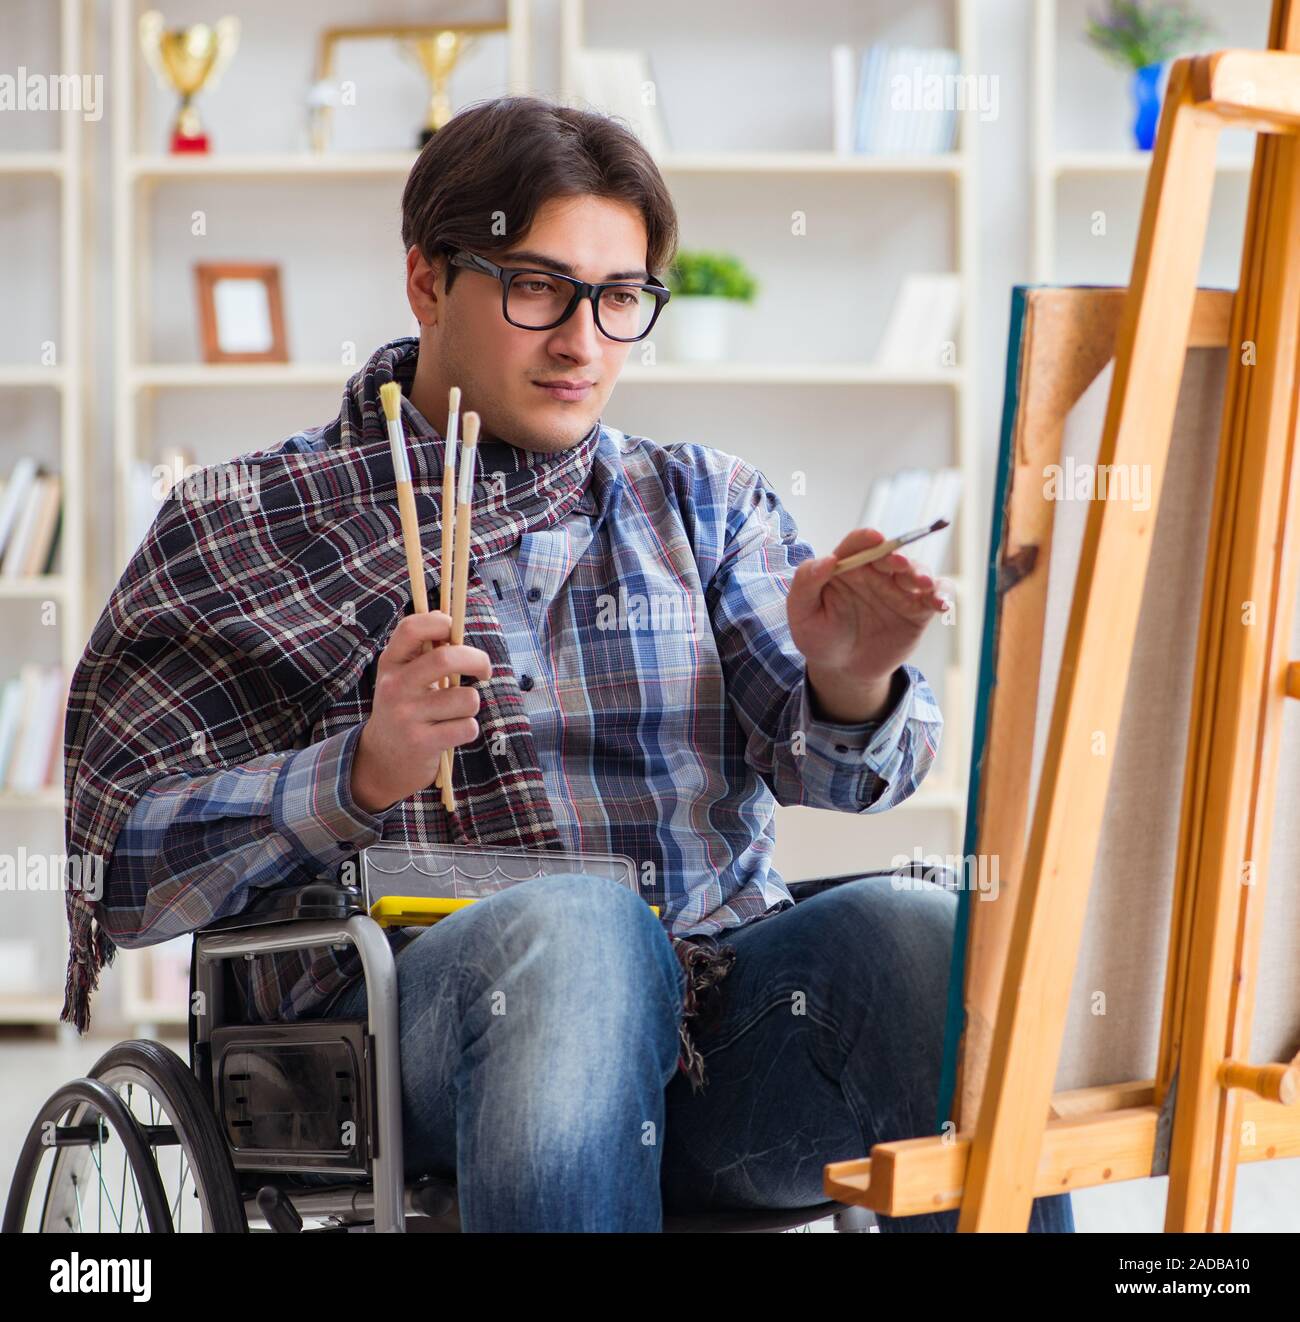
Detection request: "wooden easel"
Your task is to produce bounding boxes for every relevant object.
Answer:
[824,0,1300,1231]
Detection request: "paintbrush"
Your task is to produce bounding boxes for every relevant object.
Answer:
[442,409,480,815]
[831,517,950,577]
[433,386,460,794]
[380,380,457,813]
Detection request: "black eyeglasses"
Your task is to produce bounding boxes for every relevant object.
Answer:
[446,249,671,342]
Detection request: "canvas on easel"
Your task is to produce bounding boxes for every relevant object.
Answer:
[938,282,1300,1166]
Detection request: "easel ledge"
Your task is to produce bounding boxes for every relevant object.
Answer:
[825,1075,1300,1217]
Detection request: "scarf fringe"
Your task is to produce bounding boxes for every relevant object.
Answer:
[61,898,116,1034]
[672,935,737,1093]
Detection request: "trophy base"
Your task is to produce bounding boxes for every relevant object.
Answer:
[170,130,210,154]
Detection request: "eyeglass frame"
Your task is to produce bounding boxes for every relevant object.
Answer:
[445,248,672,342]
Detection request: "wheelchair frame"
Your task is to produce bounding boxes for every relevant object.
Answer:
[12,865,955,1232]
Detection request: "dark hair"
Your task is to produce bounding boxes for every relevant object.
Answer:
[400,95,679,292]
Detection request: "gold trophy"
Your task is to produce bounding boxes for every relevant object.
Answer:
[139,10,240,153]
[401,30,477,147]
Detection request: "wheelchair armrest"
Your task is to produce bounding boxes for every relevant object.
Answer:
[199,881,366,933]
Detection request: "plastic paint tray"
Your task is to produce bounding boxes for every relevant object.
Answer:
[359,842,655,927]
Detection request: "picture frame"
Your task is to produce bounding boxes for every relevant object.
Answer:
[194,262,288,363]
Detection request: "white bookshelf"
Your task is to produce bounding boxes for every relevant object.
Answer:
[108,0,983,1020]
[0,0,92,1028]
[1032,0,1269,282]
[560,0,981,854]
[109,0,536,1028]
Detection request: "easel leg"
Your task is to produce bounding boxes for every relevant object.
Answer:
[1164,134,1300,1235]
[958,67,1221,1231]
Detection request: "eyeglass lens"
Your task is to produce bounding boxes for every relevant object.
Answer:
[506,272,658,339]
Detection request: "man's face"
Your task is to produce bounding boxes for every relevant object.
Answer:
[411,193,648,454]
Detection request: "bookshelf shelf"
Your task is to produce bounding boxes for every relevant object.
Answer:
[1050,150,1254,176]
[656,150,967,176]
[0,789,64,810]
[0,152,65,177]
[128,151,421,180]
[0,367,68,389]
[130,363,352,390]
[0,0,90,1029]
[0,996,68,1023]
[622,363,965,386]
[129,362,967,390]
[0,576,69,600]
[124,149,970,182]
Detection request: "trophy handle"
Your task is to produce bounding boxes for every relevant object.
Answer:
[138,9,171,89]
[205,16,241,92]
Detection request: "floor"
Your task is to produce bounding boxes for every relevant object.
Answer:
[2,1029,1296,1232]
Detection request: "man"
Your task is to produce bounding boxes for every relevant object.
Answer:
[62,95,1073,1233]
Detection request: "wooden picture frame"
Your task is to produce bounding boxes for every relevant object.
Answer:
[194,262,288,364]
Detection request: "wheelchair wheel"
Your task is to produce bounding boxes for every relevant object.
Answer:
[3,1040,245,1233]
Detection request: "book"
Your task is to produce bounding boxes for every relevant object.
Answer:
[0,457,38,561]
[9,667,63,793]
[0,679,21,786]
[570,50,669,157]
[2,474,60,577]
[854,44,961,157]
[22,475,61,576]
[872,273,963,371]
[914,467,963,574]
[857,468,963,575]
[832,45,856,155]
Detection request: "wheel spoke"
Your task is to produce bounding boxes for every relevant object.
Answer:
[88,1120,124,1232]
[171,1150,191,1230]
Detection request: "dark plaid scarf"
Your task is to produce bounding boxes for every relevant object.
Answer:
[61,335,733,1089]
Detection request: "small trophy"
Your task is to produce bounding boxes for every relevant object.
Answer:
[139,10,240,153]
[401,30,476,147]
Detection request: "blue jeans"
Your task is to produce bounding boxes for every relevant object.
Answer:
[316,872,1074,1232]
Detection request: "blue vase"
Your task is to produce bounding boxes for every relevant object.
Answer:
[1131,62,1164,150]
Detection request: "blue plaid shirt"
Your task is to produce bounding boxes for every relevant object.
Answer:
[101,422,943,1021]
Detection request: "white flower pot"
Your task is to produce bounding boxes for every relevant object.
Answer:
[664,295,741,363]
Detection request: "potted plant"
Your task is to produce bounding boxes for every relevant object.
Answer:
[1085,1,1213,151]
[661,250,758,363]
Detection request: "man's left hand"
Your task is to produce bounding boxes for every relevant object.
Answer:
[788,527,949,724]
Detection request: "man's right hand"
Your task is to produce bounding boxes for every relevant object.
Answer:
[351,611,493,814]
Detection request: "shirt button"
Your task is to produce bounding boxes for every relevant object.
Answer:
[519,673,534,691]
[527,587,541,602]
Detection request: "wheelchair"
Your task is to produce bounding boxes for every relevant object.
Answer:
[3,868,945,1233]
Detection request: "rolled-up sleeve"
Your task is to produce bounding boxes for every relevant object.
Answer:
[102,723,393,946]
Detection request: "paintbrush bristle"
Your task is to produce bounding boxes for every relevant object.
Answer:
[379,380,402,422]
[930,518,950,532]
